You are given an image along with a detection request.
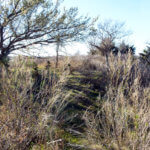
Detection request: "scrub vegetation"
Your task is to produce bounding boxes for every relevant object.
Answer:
[0,0,150,150]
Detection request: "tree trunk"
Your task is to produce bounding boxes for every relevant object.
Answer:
[105,53,110,69]
[55,42,60,68]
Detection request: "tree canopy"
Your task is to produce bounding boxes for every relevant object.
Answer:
[119,41,135,55]
[140,45,150,65]
[0,0,96,65]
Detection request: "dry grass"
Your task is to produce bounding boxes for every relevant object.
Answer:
[83,53,150,150]
[0,57,69,150]
[0,53,149,150]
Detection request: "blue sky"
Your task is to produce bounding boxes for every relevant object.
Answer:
[60,0,150,55]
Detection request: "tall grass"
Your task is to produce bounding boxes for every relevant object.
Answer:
[0,54,149,150]
[83,53,150,150]
[0,57,69,150]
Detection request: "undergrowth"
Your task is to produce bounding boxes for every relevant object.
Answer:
[0,54,149,150]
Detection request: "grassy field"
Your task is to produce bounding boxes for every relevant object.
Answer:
[0,54,149,150]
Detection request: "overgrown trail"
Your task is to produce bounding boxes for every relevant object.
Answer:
[54,70,108,149]
[65,71,100,110]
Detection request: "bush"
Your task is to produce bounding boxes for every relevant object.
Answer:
[0,58,66,150]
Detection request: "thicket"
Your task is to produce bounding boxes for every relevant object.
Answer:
[0,53,149,150]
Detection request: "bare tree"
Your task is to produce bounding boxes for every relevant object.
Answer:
[89,20,130,68]
[97,20,129,41]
